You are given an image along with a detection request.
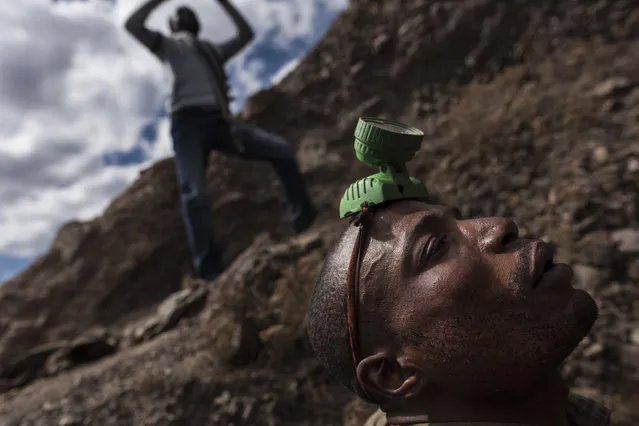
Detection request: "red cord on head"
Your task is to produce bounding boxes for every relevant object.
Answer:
[345,201,375,401]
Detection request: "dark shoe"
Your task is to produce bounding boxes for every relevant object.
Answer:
[198,250,225,282]
[293,204,317,234]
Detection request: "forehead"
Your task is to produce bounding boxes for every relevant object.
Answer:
[357,201,456,280]
[369,200,457,237]
[354,201,452,315]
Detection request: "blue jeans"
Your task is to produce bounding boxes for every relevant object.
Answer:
[170,107,314,279]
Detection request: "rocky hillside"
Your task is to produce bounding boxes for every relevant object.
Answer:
[1,0,638,424]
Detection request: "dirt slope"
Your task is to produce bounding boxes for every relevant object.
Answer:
[1,0,638,424]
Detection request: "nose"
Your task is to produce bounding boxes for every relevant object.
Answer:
[469,217,520,253]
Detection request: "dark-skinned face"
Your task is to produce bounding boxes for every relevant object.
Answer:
[169,8,199,35]
[356,200,598,399]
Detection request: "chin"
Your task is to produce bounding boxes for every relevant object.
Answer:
[573,289,599,323]
[563,288,599,347]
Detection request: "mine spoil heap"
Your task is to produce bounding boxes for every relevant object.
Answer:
[1,0,638,425]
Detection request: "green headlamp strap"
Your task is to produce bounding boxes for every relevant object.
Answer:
[340,117,428,401]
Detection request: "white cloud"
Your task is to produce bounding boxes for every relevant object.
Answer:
[0,0,348,261]
[145,117,174,161]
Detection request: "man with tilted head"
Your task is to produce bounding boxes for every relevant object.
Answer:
[307,117,610,425]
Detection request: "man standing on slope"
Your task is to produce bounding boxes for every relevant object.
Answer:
[124,0,317,280]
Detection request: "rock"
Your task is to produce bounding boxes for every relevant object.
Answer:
[573,264,602,292]
[628,157,639,173]
[46,328,118,376]
[0,342,65,392]
[258,324,287,343]
[350,61,364,76]
[627,258,639,280]
[621,345,639,380]
[297,135,342,174]
[610,228,639,253]
[592,146,609,165]
[576,231,616,267]
[42,401,59,412]
[547,227,575,265]
[58,414,81,426]
[631,328,639,346]
[602,99,624,112]
[372,33,390,53]
[319,67,330,79]
[51,221,97,263]
[128,285,208,343]
[0,317,47,367]
[258,324,298,361]
[0,328,119,393]
[583,342,604,359]
[591,77,634,97]
[227,318,263,367]
[156,286,207,326]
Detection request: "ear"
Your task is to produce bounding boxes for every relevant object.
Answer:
[356,352,426,400]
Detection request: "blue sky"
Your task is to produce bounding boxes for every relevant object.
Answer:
[0,0,348,283]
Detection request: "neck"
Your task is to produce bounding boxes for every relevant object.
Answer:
[386,372,571,426]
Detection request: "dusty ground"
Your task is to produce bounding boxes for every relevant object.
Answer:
[1,0,638,424]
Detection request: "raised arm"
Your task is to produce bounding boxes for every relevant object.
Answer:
[215,0,255,60]
[124,0,169,51]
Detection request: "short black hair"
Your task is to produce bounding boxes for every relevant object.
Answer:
[169,6,201,36]
[307,226,358,392]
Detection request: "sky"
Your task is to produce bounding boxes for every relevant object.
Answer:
[0,0,348,283]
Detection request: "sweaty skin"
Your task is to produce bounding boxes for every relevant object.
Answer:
[344,200,598,425]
